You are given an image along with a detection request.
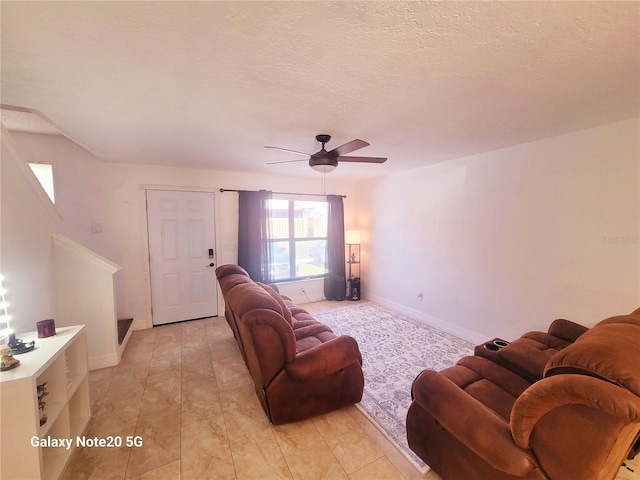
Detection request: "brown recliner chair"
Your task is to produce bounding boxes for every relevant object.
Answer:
[407,312,640,480]
[216,264,364,425]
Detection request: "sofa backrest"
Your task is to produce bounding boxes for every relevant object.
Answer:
[595,311,640,328]
[218,272,252,295]
[223,280,297,388]
[216,263,250,278]
[215,266,255,361]
[544,314,640,395]
[257,282,293,326]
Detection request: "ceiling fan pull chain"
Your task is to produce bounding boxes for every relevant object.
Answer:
[322,170,326,196]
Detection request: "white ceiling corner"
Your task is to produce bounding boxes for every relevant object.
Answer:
[0,106,63,136]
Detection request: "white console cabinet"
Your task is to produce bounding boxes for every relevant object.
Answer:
[1,325,90,480]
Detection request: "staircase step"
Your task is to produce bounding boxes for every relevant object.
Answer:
[117,318,133,345]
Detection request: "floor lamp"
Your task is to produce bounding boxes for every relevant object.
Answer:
[345,230,361,301]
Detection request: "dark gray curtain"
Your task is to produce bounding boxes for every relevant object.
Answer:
[324,195,346,300]
[237,190,272,283]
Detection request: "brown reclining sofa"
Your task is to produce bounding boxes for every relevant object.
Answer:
[215,264,364,425]
[407,308,640,480]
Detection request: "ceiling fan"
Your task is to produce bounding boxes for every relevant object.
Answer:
[265,134,387,173]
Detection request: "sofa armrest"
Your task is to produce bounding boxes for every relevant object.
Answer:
[547,318,588,343]
[511,374,640,449]
[411,370,540,477]
[286,335,361,380]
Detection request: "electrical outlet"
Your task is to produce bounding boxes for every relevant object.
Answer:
[417,291,424,301]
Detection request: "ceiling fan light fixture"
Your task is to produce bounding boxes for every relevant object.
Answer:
[309,155,338,173]
[311,164,336,173]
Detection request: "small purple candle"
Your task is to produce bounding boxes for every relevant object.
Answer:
[37,319,56,338]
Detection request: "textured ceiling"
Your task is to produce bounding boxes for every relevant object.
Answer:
[1,1,639,181]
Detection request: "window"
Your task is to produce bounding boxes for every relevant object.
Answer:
[266,198,329,281]
[28,163,55,203]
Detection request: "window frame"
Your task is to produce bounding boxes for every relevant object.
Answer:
[266,197,329,282]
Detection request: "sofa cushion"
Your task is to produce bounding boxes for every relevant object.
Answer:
[440,356,531,421]
[289,304,312,319]
[294,323,336,353]
[475,335,566,383]
[521,331,573,350]
[545,320,640,396]
[294,323,332,339]
[496,337,562,382]
[296,330,337,353]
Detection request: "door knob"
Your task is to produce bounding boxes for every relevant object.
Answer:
[206,263,215,268]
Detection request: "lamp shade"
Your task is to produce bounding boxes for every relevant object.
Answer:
[345,229,361,245]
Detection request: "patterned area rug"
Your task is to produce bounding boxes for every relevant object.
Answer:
[315,301,475,471]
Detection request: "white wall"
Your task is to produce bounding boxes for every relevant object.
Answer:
[353,118,640,341]
[10,119,637,342]
[8,133,111,258]
[7,132,350,329]
[2,129,126,368]
[1,127,61,334]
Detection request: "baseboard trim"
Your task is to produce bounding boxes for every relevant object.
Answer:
[132,317,151,330]
[364,293,487,345]
[89,352,118,371]
[117,323,135,361]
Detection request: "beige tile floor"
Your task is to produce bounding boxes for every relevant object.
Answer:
[61,304,432,480]
[61,301,639,480]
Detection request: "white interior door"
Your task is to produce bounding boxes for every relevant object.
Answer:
[146,190,218,326]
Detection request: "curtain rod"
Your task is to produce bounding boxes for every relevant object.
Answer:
[219,188,346,198]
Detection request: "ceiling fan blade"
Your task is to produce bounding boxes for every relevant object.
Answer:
[326,139,369,158]
[266,158,309,165]
[337,156,387,164]
[264,146,311,156]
